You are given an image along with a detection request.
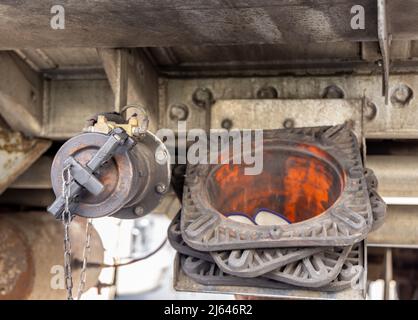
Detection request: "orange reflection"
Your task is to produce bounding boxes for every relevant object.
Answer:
[209,145,343,224]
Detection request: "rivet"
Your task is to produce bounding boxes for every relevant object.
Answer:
[192,88,214,108]
[283,118,295,129]
[322,85,345,99]
[221,118,233,130]
[256,86,278,99]
[169,104,189,121]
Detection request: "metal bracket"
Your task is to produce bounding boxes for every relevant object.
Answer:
[378,0,391,105]
[47,128,135,219]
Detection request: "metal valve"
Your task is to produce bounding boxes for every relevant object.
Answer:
[47,113,171,219]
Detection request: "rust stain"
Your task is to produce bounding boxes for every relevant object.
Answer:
[0,129,36,153]
[0,218,35,300]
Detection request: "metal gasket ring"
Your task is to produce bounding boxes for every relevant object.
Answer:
[169,212,324,277]
[181,125,377,251]
[264,245,352,288]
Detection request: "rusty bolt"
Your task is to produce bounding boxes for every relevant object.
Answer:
[169,104,189,121]
[391,84,413,106]
[322,85,345,99]
[221,118,233,130]
[283,118,295,129]
[257,86,278,99]
[155,183,167,194]
[192,88,214,108]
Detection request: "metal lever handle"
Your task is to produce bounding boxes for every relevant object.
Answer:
[64,156,104,196]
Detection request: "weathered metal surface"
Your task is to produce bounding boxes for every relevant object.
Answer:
[15,48,102,72]
[367,206,418,248]
[0,52,43,136]
[388,0,418,41]
[0,128,51,195]
[0,212,104,300]
[0,1,378,49]
[10,156,52,189]
[18,73,418,139]
[0,217,34,299]
[367,156,418,198]
[148,42,363,69]
[211,99,363,137]
[161,74,418,138]
[42,79,113,139]
[112,49,128,113]
[98,49,159,132]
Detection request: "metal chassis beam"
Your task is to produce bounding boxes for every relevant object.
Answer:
[98,48,159,131]
[0,52,43,136]
[0,1,378,48]
[160,74,418,139]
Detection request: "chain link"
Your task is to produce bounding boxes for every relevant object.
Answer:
[77,218,93,300]
[62,165,74,300]
[61,165,93,300]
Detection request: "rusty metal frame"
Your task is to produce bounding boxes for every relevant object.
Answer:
[0,128,51,195]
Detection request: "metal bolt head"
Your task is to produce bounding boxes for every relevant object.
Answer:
[221,118,233,130]
[155,183,167,194]
[169,104,189,121]
[322,85,345,99]
[257,86,278,99]
[283,118,295,129]
[391,84,413,106]
[192,88,214,108]
[134,206,144,216]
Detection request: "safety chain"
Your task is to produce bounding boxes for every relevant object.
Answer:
[77,218,93,300]
[61,165,93,300]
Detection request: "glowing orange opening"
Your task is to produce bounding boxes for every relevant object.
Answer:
[205,144,344,225]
